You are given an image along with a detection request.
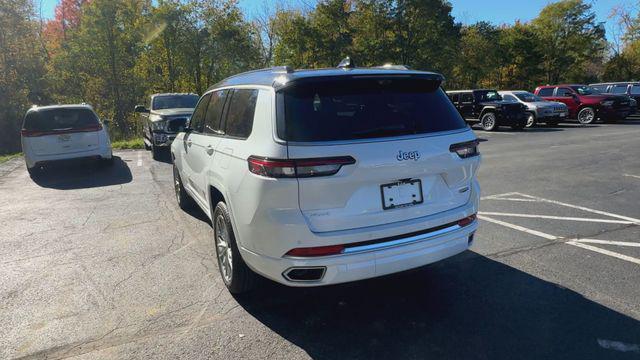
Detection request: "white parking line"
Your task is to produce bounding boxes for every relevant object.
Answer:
[573,239,640,247]
[478,212,634,225]
[510,192,640,224]
[137,152,142,167]
[567,241,640,265]
[478,215,559,240]
[624,173,640,180]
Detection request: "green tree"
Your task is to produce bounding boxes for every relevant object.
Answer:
[496,22,544,90]
[451,22,500,89]
[531,0,606,84]
[0,0,48,154]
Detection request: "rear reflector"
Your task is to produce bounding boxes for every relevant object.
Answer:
[285,245,345,257]
[457,214,477,227]
[21,124,103,137]
[450,139,480,158]
[248,156,355,178]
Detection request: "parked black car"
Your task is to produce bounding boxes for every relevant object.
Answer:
[589,82,639,115]
[446,89,528,131]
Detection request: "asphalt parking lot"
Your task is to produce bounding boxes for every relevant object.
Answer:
[2,119,640,359]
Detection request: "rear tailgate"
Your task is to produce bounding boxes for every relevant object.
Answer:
[289,131,478,232]
[280,75,478,233]
[22,107,102,156]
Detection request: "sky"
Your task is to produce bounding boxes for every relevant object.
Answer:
[36,0,637,42]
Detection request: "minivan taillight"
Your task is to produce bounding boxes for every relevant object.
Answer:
[247,156,355,178]
[450,139,479,158]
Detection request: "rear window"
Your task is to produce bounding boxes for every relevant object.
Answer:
[23,108,99,131]
[280,78,466,142]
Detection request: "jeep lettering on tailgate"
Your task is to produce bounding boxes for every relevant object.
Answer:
[397,150,421,161]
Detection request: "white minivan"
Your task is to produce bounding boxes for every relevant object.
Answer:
[21,104,113,175]
[171,65,481,293]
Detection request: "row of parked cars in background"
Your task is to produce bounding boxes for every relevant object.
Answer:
[446,83,638,131]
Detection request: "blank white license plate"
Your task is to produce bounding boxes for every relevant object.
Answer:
[381,179,423,210]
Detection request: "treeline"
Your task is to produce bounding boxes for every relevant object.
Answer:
[2,0,640,154]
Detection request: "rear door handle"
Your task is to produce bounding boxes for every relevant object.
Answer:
[206,145,214,155]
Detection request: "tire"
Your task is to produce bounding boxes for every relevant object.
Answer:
[577,107,596,125]
[480,112,498,131]
[152,145,160,160]
[525,112,536,128]
[213,202,256,294]
[173,163,194,210]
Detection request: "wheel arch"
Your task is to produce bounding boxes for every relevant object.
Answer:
[479,107,496,118]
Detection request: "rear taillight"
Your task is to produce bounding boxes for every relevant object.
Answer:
[285,245,345,257]
[20,124,102,137]
[457,214,477,227]
[247,156,355,178]
[450,139,479,159]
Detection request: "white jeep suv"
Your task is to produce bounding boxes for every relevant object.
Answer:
[171,65,481,293]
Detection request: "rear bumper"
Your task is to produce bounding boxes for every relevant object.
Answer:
[238,180,480,287]
[240,219,476,286]
[24,147,111,169]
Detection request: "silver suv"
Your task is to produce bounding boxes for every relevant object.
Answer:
[499,91,568,127]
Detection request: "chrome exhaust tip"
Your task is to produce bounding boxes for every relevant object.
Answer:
[282,267,326,282]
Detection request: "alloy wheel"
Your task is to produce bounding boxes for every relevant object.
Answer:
[215,215,233,284]
[578,108,595,124]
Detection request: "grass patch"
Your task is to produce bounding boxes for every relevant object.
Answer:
[0,153,22,164]
[111,138,145,150]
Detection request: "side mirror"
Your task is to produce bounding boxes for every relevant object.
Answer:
[134,105,149,113]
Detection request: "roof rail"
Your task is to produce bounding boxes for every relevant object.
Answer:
[272,66,294,74]
[375,63,411,70]
[337,56,356,69]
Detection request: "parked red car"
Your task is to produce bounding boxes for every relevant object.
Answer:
[534,84,632,124]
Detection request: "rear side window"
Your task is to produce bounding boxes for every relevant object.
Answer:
[190,93,211,132]
[23,108,98,131]
[203,90,228,135]
[557,88,573,97]
[631,85,640,95]
[537,88,554,97]
[280,78,466,142]
[592,85,608,93]
[502,94,517,102]
[224,89,258,139]
[448,93,459,103]
[611,85,628,94]
[461,93,474,102]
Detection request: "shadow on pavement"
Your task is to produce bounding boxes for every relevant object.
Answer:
[153,148,173,164]
[236,251,640,360]
[31,156,132,189]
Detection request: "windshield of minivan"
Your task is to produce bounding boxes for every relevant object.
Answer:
[281,78,467,142]
[514,92,544,102]
[152,95,199,110]
[477,90,501,101]
[570,86,600,95]
[23,108,99,131]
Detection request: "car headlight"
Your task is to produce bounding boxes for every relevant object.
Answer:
[151,119,168,131]
[601,100,614,107]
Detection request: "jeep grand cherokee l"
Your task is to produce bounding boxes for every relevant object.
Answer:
[447,89,528,131]
[171,64,481,294]
[534,85,632,124]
